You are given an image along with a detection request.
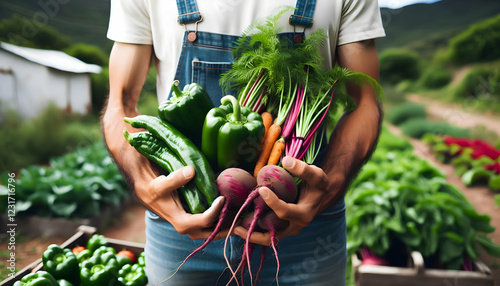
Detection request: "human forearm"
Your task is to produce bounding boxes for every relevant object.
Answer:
[101,42,156,193]
[321,97,382,195]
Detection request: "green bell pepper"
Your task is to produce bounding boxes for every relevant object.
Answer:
[202,95,264,172]
[13,271,58,286]
[118,264,148,286]
[56,279,73,286]
[80,252,120,286]
[116,254,132,268]
[136,252,146,268]
[93,246,117,256]
[77,249,92,265]
[42,244,80,285]
[158,80,215,148]
[86,234,108,254]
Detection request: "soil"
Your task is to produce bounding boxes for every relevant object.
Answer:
[3,94,500,284]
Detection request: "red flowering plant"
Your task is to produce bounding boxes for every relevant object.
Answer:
[423,134,500,191]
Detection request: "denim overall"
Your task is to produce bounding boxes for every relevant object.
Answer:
[145,1,347,285]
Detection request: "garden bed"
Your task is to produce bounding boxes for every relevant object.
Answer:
[353,252,493,286]
[0,225,145,286]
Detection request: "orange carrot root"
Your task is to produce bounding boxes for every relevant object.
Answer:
[253,123,282,177]
[261,112,273,137]
[267,137,285,165]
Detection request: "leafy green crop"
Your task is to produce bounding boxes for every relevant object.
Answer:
[0,142,128,218]
[347,129,500,269]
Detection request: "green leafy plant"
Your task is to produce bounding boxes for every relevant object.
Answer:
[0,142,128,218]
[386,102,427,126]
[347,129,500,270]
[400,118,469,139]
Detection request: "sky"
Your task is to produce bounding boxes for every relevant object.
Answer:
[378,0,441,9]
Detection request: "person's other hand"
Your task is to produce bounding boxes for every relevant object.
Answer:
[142,166,225,240]
[233,156,343,246]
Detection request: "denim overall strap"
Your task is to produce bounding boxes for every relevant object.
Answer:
[289,0,316,27]
[176,0,202,24]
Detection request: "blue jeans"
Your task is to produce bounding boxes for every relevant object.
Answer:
[144,198,347,286]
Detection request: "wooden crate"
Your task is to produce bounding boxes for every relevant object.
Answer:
[353,251,494,286]
[0,225,145,286]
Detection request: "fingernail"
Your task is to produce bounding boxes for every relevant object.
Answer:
[259,188,269,199]
[182,167,194,178]
[283,156,295,169]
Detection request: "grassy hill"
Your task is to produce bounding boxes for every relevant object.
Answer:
[0,0,112,52]
[1,0,499,57]
[378,0,500,58]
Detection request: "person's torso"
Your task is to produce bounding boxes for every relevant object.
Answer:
[148,0,344,102]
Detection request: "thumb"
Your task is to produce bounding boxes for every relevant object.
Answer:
[258,186,291,220]
[151,166,195,197]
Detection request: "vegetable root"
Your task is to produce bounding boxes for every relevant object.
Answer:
[225,165,298,285]
[253,124,283,178]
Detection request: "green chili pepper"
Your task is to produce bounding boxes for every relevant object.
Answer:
[124,115,219,205]
[42,244,80,285]
[80,252,120,286]
[158,80,215,148]
[118,264,148,286]
[124,130,207,213]
[86,234,108,254]
[202,95,264,172]
[13,271,58,286]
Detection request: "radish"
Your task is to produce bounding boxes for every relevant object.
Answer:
[360,247,389,266]
[224,165,298,285]
[164,168,256,283]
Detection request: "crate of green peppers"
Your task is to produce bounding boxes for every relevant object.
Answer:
[0,225,147,286]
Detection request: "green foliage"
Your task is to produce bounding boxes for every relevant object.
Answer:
[0,14,71,50]
[0,104,101,173]
[379,49,422,85]
[91,67,110,114]
[64,43,108,66]
[446,14,500,66]
[0,142,128,219]
[419,65,452,89]
[347,129,500,269]
[454,66,499,99]
[386,102,427,126]
[400,118,469,139]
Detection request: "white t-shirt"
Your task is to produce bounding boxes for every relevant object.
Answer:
[107,0,386,102]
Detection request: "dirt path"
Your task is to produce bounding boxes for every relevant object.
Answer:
[407,94,500,136]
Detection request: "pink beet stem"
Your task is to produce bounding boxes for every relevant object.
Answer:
[254,246,267,286]
[245,207,264,286]
[252,87,267,112]
[243,69,265,107]
[224,190,261,283]
[270,231,280,286]
[160,202,231,285]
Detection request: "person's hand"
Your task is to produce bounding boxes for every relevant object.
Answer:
[139,166,226,240]
[233,156,344,246]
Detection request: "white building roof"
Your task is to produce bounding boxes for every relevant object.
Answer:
[0,42,102,74]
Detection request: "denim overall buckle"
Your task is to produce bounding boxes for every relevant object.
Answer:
[177,12,203,42]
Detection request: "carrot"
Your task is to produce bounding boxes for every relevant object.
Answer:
[261,111,273,136]
[253,123,282,177]
[267,137,285,165]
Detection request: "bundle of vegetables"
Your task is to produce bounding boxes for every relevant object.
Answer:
[0,142,128,219]
[220,7,383,175]
[14,234,147,286]
[126,7,383,286]
[347,128,500,270]
[423,134,500,190]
